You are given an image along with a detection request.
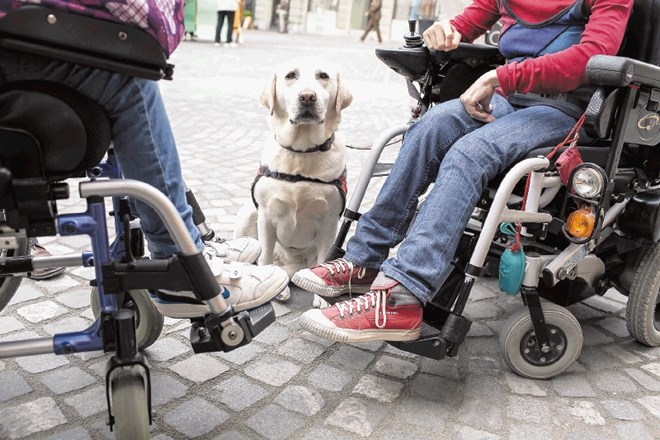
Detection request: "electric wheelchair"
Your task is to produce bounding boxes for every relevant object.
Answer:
[326,0,660,379]
[0,6,276,437]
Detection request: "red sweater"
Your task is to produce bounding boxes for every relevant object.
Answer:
[450,0,633,95]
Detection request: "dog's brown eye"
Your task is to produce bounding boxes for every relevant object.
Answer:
[318,72,329,80]
[285,71,297,80]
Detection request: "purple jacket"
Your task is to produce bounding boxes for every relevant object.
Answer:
[0,0,184,56]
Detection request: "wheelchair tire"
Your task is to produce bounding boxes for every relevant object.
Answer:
[626,242,660,347]
[111,366,150,439]
[0,237,30,312]
[500,302,583,379]
[91,288,164,350]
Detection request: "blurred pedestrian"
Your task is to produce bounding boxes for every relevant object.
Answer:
[184,0,198,40]
[410,0,421,20]
[215,0,239,47]
[276,0,288,33]
[360,0,382,43]
[233,0,244,43]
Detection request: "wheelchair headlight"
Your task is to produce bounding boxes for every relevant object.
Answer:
[571,165,605,199]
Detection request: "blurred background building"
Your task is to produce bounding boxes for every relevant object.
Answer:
[190,0,475,42]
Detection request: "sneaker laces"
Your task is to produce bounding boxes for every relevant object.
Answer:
[319,258,367,293]
[336,290,388,329]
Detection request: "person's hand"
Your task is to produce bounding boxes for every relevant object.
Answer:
[460,70,500,123]
[423,19,462,51]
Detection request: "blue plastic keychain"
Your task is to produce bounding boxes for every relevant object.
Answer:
[498,223,526,295]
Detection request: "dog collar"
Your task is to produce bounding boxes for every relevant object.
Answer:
[277,134,335,153]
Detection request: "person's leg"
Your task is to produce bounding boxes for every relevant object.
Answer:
[375,20,382,42]
[380,105,580,304]
[360,22,372,41]
[226,11,236,43]
[215,11,223,43]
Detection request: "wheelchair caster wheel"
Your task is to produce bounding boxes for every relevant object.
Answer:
[626,242,660,347]
[0,236,29,312]
[91,288,164,350]
[500,302,583,379]
[110,366,150,438]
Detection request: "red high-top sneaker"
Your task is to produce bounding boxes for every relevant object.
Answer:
[292,258,378,297]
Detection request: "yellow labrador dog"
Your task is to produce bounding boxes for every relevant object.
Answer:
[235,59,352,280]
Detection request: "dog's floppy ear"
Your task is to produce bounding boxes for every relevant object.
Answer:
[335,72,353,114]
[260,72,277,115]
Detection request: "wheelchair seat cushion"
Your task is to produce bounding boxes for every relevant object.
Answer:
[0,81,111,178]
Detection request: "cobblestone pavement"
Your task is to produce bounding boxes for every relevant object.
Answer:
[1,31,660,440]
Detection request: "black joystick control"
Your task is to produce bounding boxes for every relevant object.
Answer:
[404,19,424,48]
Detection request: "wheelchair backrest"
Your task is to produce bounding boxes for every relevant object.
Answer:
[621,0,660,65]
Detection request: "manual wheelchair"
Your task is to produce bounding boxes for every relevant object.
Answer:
[325,0,660,379]
[0,6,276,437]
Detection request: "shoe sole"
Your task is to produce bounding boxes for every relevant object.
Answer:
[299,312,421,343]
[150,281,289,319]
[28,267,65,281]
[291,273,371,298]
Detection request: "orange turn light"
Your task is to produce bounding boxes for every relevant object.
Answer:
[566,205,596,239]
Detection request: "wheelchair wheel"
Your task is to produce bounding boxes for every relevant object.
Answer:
[626,242,660,347]
[500,302,583,379]
[91,288,164,350]
[0,237,30,312]
[111,366,150,439]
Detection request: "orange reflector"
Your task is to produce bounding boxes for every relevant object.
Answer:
[566,205,596,239]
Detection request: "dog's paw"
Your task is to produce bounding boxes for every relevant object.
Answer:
[275,289,291,302]
[312,294,331,309]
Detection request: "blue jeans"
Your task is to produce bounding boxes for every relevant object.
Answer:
[0,51,202,259]
[345,94,579,304]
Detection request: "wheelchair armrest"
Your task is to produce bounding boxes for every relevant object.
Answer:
[0,6,173,81]
[586,55,660,89]
[584,87,620,139]
[428,42,505,65]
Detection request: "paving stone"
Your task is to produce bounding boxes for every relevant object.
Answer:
[300,330,336,348]
[592,371,638,393]
[350,341,384,352]
[508,424,551,440]
[624,368,660,392]
[382,344,419,358]
[54,288,92,309]
[567,303,609,321]
[577,348,615,371]
[552,374,597,397]
[463,301,501,320]
[272,301,291,317]
[582,325,615,346]
[213,431,251,440]
[163,397,229,438]
[373,355,418,379]
[450,425,500,440]
[168,353,229,383]
[0,360,4,371]
[245,404,305,440]
[63,386,107,418]
[419,357,461,380]
[7,284,43,305]
[0,397,67,439]
[244,356,301,386]
[396,397,449,433]
[637,395,660,419]
[43,316,91,336]
[641,362,660,377]
[0,371,32,402]
[596,317,630,338]
[308,364,353,391]
[614,422,654,440]
[254,324,292,345]
[16,300,68,323]
[582,295,625,314]
[601,400,646,421]
[15,352,70,373]
[463,337,500,354]
[507,396,553,423]
[46,427,92,440]
[603,345,643,364]
[352,374,403,403]
[467,322,495,337]
[325,397,388,437]
[151,374,189,406]
[275,385,325,416]
[212,342,263,365]
[562,400,606,426]
[329,345,376,370]
[40,275,80,294]
[143,337,190,362]
[300,428,350,440]
[411,374,463,405]
[468,283,497,301]
[504,371,548,396]
[210,376,269,411]
[277,338,324,363]
[458,396,504,431]
[467,355,502,375]
[41,367,96,395]
[0,316,25,335]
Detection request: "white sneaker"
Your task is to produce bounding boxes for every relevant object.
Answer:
[206,237,261,264]
[151,255,289,318]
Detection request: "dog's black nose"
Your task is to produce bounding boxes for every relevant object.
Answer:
[299,91,317,104]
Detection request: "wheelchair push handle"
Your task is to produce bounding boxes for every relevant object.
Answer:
[79,179,230,314]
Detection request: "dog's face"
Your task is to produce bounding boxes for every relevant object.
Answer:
[260,59,352,126]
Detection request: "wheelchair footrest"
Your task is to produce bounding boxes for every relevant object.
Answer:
[189,302,276,353]
[389,322,448,360]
